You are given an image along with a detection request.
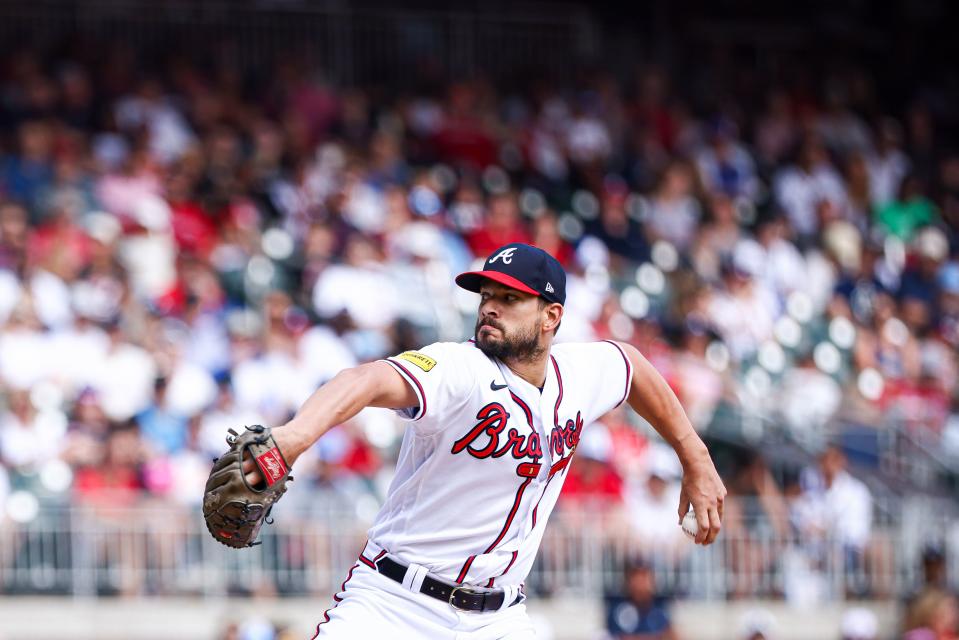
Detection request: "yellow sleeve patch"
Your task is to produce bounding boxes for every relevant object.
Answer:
[396,351,437,372]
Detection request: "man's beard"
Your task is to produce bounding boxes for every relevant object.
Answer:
[474,316,545,361]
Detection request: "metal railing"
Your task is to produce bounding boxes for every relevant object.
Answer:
[1,498,956,602]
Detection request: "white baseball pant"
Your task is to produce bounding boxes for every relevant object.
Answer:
[311,552,536,639]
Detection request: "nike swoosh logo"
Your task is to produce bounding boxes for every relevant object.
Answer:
[490,381,508,391]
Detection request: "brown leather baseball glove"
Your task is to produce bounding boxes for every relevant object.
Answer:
[203,425,292,548]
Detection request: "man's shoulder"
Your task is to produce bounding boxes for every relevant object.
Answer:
[394,340,487,369]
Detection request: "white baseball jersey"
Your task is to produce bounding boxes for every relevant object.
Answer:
[369,339,633,588]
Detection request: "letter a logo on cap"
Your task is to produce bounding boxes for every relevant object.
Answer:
[545,282,555,293]
[489,247,517,264]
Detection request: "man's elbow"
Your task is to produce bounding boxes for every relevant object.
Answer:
[339,361,410,409]
[327,363,381,412]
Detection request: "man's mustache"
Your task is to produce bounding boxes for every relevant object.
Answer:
[477,317,505,332]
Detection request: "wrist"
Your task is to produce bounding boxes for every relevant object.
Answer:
[675,431,709,467]
[274,422,311,465]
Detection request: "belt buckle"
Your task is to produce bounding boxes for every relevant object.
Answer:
[448,586,484,612]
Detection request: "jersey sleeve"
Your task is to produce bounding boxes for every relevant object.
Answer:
[559,340,634,424]
[379,342,476,435]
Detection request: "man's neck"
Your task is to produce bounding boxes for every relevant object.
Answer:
[502,352,550,388]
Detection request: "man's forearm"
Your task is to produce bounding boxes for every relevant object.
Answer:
[623,346,707,464]
[646,394,709,466]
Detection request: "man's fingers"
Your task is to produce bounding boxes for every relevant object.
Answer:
[241,453,262,486]
[695,502,709,544]
[678,495,690,525]
[705,504,722,545]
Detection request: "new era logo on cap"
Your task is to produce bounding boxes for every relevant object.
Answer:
[455,243,567,305]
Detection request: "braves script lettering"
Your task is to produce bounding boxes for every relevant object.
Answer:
[452,402,543,462]
[548,411,584,458]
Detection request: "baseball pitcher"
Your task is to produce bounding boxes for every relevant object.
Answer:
[204,242,726,639]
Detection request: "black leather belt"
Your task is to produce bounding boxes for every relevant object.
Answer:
[374,555,520,612]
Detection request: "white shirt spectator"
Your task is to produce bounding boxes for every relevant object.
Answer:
[554,272,607,343]
[0,270,22,324]
[624,444,686,550]
[761,237,808,297]
[117,199,177,300]
[778,365,843,435]
[95,171,162,220]
[867,149,910,208]
[695,142,759,200]
[343,180,387,233]
[0,409,66,471]
[646,196,702,251]
[114,94,194,164]
[166,360,218,417]
[774,165,847,237]
[707,279,778,361]
[0,328,54,391]
[233,350,313,424]
[168,448,215,506]
[529,126,569,181]
[199,404,267,459]
[825,471,873,550]
[71,273,125,323]
[185,312,232,375]
[566,115,612,165]
[30,270,74,330]
[625,476,685,550]
[803,248,839,314]
[312,263,399,330]
[794,468,873,551]
[91,343,158,421]
[298,324,358,391]
[47,322,110,393]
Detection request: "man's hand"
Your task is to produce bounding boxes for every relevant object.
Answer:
[677,446,727,545]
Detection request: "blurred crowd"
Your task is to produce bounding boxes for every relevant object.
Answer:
[0,40,958,619]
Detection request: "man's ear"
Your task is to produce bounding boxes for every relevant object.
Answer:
[543,303,563,334]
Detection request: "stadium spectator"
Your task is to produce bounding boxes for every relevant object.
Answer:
[644,161,701,252]
[559,421,624,513]
[604,559,676,640]
[722,452,789,598]
[790,446,874,598]
[622,444,687,559]
[903,590,959,640]
[876,176,939,242]
[0,389,64,477]
[773,135,847,242]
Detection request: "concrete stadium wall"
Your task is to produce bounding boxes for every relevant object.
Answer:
[0,597,902,640]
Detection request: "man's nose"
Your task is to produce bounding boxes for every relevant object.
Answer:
[480,300,500,317]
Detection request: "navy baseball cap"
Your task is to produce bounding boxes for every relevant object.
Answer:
[455,243,566,305]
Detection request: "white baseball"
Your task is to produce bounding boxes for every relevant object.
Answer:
[681,510,699,540]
